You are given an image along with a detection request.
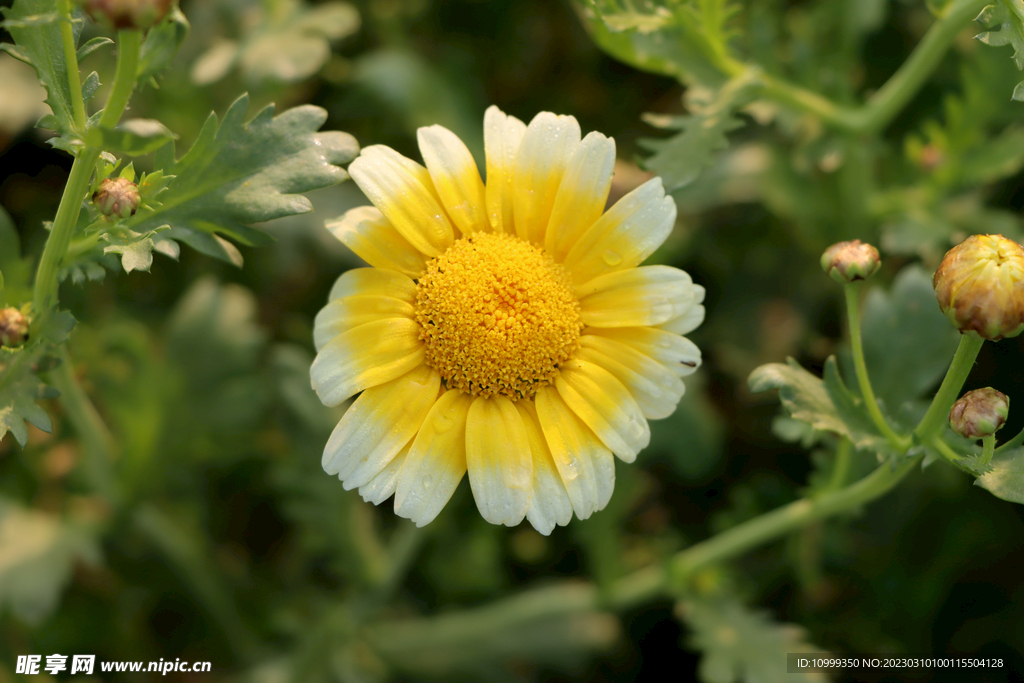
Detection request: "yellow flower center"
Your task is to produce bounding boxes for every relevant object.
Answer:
[414,232,583,400]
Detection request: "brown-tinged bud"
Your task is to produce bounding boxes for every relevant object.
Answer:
[949,388,1009,438]
[0,308,29,347]
[93,177,140,219]
[80,0,174,30]
[820,239,881,284]
[933,234,1024,340]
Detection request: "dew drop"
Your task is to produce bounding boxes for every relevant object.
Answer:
[601,250,622,266]
[422,475,433,489]
[562,455,581,481]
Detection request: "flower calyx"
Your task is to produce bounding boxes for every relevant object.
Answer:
[0,308,30,347]
[933,234,1024,341]
[80,0,174,30]
[949,388,1009,439]
[820,239,881,284]
[93,177,141,219]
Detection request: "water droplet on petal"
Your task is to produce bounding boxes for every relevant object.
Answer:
[602,250,622,266]
[422,475,433,489]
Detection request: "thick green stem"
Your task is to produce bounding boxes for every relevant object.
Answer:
[58,0,87,131]
[845,284,909,450]
[755,0,989,133]
[996,425,1024,454]
[982,434,995,465]
[914,334,984,442]
[99,29,142,129]
[32,148,101,314]
[828,438,853,490]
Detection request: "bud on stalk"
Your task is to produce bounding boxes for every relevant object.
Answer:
[0,308,29,347]
[93,177,141,219]
[821,240,881,284]
[80,0,174,30]
[949,388,1009,439]
[933,234,1024,340]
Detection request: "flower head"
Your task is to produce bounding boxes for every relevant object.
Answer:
[820,239,881,284]
[933,234,1024,340]
[311,107,704,534]
[949,388,1009,439]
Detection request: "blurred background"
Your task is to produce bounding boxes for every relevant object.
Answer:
[2,0,1024,680]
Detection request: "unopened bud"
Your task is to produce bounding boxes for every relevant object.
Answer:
[933,234,1024,340]
[80,0,174,30]
[821,240,881,284]
[0,308,29,347]
[949,388,1009,438]
[93,177,140,219]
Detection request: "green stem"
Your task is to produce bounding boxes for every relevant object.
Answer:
[99,29,142,129]
[845,283,909,450]
[828,438,853,490]
[32,148,101,314]
[982,434,995,465]
[58,0,87,131]
[50,347,117,502]
[913,334,984,442]
[929,436,963,464]
[754,0,989,133]
[857,0,989,134]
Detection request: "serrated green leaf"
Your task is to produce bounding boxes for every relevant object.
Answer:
[678,597,828,683]
[976,1,1024,96]
[0,354,55,446]
[1,0,81,139]
[123,94,358,265]
[975,447,1024,502]
[641,77,753,191]
[0,498,101,625]
[81,69,99,104]
[572,0,737,87]
[85,118,178,156]
[749,356,895,456]
[76,36,112,62]
[136,6,189,87]
[102,229,165,273]
[859,266,961,410]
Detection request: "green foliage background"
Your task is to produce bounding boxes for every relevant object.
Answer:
[2,0,1024,681]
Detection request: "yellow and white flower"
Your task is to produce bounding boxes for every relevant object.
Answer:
[311,107,704,534]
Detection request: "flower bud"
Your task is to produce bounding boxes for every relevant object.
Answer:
[80,0,174,30]
[0,308,29,347]
[933,234,1024,340]
[820,240,881,284]
[93,177,140,219]
[949,388,1009,438]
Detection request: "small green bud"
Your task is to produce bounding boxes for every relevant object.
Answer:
[80,0,174,29]
[0,308,29,347]
[949,388,1009,438]
[93,177,140,219]
[820,240,881,284]
[933,234,1024,340]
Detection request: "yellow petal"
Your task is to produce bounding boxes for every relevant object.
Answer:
[322,365,440,488]
[516,401,573,535]
[587,326,701,377]
[579,336,685,419]
[512,112,581,245]
[578,266,698,328]
[418,125,488,234]
[555,358,649,463]
[563,177,676,284]
[326,206,428,279]
[394,390,472,527]
[327,267,415,303]
[311,318,425,406]
[465,395,532,526]
[544,131,616,262]
[484,105,527,234]
[534,386,615,519]
[657,284,706,335]
[358,439,412,505]
[348,145,454,257]
[313,295,416,351]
